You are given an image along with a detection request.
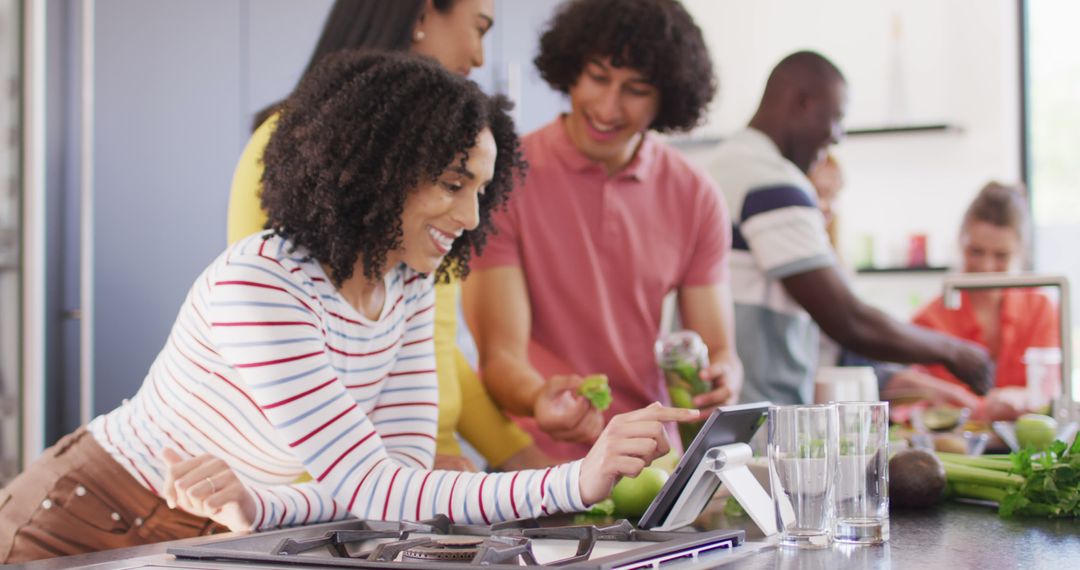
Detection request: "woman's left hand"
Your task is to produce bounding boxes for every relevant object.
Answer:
[161,448,256,532]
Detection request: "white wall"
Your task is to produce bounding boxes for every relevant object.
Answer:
[682,0,1022,317]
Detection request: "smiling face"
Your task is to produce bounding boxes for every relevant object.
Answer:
[961,220,1021,274]
[564,57,660,174]
[412,0,494,76]
[393,128,496,275]
[790,80,848,173]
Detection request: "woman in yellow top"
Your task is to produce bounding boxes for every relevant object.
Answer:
[228,0,547,471]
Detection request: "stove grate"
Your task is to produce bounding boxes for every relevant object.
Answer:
[169,516,745,569]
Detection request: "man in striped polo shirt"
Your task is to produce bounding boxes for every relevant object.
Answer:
[706,51,994,405]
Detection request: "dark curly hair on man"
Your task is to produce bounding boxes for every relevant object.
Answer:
[534,0,716,133]
[260,50,525,286]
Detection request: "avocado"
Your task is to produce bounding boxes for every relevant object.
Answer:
[889,449,947,509]
[922,406,963,431]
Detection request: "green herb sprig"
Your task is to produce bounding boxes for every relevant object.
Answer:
[999,436,1080,518]
[579,374,612,411]
[937,435,1080,518]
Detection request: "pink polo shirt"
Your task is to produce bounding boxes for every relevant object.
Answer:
[472,118,732,460]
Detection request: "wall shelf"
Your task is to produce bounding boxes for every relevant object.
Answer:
[856,266,950,275]
[668,136,723,150]
[845,123,960,137]
[670,123,960,149]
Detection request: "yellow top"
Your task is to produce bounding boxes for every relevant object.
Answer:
[227,114,531,467]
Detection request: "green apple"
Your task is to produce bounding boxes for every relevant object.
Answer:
[1015,413,1058,449]
[650,449,680,475]
[610,466,669,518]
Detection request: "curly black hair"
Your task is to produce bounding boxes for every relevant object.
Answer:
[534,0,716,133]
[260,50,525,286]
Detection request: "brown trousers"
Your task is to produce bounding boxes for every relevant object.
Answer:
[0,428,227,564]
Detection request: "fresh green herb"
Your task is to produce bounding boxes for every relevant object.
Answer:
[586,498,615,516]
[936,436,1080,519]
[671,360,708,394]
[999,437,1080,518]
[723,496,747,517]
[796,438,828,459]
[579,374,612,411]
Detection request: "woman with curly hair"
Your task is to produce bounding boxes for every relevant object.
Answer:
[463,0,742,460]
[0,51,698,563]
[228,0,552,474]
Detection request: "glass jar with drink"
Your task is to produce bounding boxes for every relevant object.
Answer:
[656,330,710,448]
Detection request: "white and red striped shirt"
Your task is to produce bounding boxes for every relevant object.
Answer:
[88,232,585,530]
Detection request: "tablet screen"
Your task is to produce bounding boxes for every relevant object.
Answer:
[637,402,769,530]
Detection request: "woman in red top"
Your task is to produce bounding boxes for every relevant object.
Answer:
[888,182,1059,420]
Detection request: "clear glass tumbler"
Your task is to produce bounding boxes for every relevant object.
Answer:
[768,404,837,549]
[833,401,890,544]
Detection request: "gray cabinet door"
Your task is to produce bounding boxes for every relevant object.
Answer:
[86,0,330,418]
[485,0,567,134]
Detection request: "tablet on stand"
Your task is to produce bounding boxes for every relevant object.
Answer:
[637,402,778,536]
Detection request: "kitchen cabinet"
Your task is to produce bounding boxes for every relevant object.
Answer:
[37,0,333,447]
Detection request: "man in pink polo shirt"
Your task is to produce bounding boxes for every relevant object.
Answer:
[462,0,741,461]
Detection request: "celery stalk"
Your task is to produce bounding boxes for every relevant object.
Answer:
[951,482,1009,503]
[936,453,1014,472]
[942,463,1024,488]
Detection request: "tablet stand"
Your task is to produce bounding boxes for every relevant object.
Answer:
[650,442,778,536]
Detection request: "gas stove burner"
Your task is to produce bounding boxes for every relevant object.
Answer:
[402,538,484,563]
[170,517,746,569]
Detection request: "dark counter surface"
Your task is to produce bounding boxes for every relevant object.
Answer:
[713,501,1080,570]
[14,501,1080,569]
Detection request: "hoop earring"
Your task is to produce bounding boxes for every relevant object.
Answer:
[414,30,426,42]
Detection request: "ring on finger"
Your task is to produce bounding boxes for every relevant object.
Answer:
[205,476,216,493]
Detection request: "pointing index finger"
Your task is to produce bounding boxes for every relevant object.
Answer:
[635,404,701,423]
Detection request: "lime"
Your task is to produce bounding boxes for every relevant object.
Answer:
[1015,413,1058,449]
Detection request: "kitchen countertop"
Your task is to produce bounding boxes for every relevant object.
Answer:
[704,501,1080,569]
[13,502,1079,569]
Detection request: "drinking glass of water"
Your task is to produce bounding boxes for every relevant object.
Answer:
[768,404,837,549]
[833,401,890,544]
